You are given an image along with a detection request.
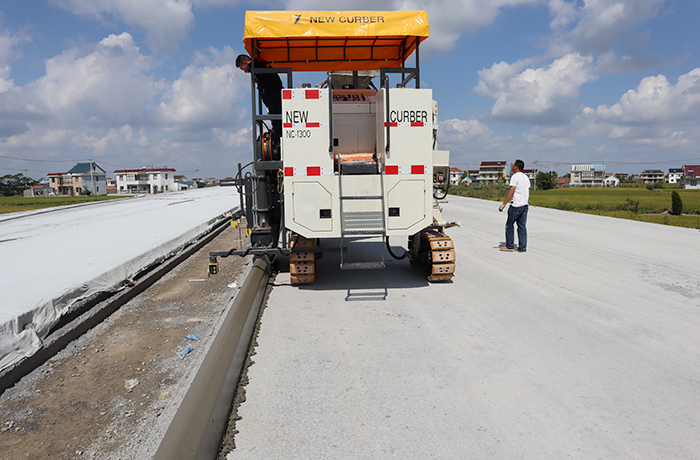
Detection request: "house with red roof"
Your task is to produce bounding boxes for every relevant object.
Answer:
[682,165,700,189]
[449,167,463,185]
[479,161,508,184]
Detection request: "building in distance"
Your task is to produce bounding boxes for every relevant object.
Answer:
[640,169,664,183]
[47,162,107,196]
[478,161,508,185]
[114,167,176,194]
[449,167,463,185]
[667,168,683,184]
[570,164,606,187]
[682,165,700,189]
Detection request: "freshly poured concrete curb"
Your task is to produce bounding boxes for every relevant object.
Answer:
[153,257,271,460]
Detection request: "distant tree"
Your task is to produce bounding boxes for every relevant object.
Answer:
[536,171,557,191]
[671,191,683,215]
[0,173,38,196]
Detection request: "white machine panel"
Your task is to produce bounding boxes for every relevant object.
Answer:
[377,88,433,235]
[291,182,333,233]
[282,88,331,169]
[282,88,338,238]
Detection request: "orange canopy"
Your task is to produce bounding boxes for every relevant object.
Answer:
[243,11,429,72]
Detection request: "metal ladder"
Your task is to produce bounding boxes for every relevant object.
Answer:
[338,154,386,270]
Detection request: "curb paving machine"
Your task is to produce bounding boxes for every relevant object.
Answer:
[210,10,458,285]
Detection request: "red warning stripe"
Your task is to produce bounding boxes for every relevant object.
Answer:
[283,122,325,128]
[282,89,326,100]
[384,122,428,127]
[284,166,333,177]
[384,165,428,175]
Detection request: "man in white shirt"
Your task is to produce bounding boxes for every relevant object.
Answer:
[499,159,530,252]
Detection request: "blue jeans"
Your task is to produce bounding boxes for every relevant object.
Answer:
[505,205,528,251]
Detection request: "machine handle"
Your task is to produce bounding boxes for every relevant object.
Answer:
[384,75,390,158]
[328,75,334,153]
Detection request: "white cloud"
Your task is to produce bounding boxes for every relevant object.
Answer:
[548,0,580,30]
[0,28,31,93]
[71,124,150,152]
[596,68,700,127]
[476,53,597,124]
[437,118,514,163]
[439,118,501,145]
[156,46,249,131]
[0,29,253,175]
[9,34,249,134]
[550,0,665,56]
[23,33,155,126]
[531,68,700,157]
[1,125,74,150]
[213,126,251,150]
[50,0,195,53]
[0,34,15,92]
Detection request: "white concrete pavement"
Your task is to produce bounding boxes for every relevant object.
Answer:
[0,187,239,369]
[229,195,700,459]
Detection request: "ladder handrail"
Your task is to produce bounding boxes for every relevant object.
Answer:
[338,152,345,268]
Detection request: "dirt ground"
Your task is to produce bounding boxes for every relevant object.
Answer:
[0,224,251,460]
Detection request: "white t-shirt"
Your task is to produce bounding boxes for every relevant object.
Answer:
[509,171,530,207]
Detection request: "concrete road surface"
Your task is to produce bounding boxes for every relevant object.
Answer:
[228,196,700,460]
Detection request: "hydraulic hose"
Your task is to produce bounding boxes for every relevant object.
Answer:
[385,236,408,260]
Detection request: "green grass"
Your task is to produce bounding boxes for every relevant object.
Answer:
[0,195,126,214]
[529,188,700,214]
[575,210,700,229]
[449,185,700,229]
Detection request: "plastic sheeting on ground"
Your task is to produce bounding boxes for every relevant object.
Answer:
[0,187,239,371]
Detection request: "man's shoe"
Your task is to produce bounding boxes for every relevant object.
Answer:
[515,248,526,253]
[499,246,513,252]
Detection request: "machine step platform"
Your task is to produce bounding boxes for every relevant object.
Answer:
[343,229,385,236]
[340,195,383,200]
[341,261,385,270]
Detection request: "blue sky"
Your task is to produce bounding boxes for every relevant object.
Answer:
[1,0,699,180]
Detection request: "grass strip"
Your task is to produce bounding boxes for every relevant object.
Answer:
[0,195,126,214]
[449,185,700,229]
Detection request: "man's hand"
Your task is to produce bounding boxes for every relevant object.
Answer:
[499,202,507,212]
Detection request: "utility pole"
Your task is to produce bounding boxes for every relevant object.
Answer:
[533,159,537,191]
[89,159,95,195]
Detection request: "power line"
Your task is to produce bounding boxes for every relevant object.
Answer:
[0,153,145,169]
[0,165,53,174]
[0,153,88,163]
